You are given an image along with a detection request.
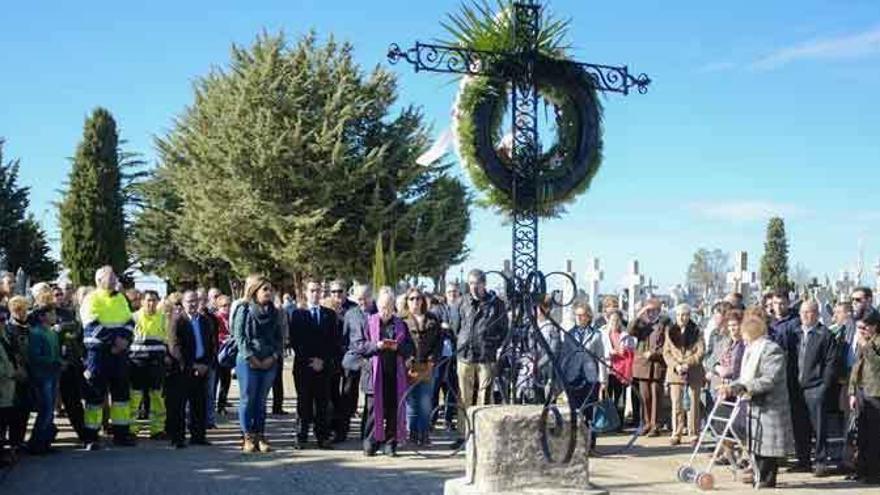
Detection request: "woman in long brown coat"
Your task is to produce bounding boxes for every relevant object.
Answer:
[628,298,668,437]
[663,303,705,445]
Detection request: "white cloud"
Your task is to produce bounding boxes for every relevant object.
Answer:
[752,26,880,70]
[689,200,805,222]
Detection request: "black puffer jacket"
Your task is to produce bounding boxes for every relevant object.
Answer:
[455,292,508,364]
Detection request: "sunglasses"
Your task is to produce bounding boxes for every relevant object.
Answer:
[330,290,344,294]
[408,296,422,301]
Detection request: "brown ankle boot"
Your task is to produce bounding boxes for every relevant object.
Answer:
[242,434,257,453]
[256,435,272,453]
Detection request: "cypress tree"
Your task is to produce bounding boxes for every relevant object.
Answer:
[371,234,387,293]
[760,217,791,293]
[59,108,128,285]
[0,140,58,280]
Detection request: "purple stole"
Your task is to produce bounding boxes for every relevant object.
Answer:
[369,314,409,443]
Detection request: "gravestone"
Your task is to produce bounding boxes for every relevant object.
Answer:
[561,259,576,329]
[836,271,855,301]
[444,405,607,495]
[624,260,644,324]
[726,251,756,303]
[585,258,603,316]
[874,259,880,306]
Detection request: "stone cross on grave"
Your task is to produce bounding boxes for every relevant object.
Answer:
[625,260,644,323]
[585,257,603,316]
[726,251,756,303]
[874,259,880,306]
[561,259,576,329]
[836,270,854,300]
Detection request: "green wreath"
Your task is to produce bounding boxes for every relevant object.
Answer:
[446,1,604,218]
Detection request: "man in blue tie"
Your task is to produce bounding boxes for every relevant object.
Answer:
[288,280,338,449]
[166,291,215,448]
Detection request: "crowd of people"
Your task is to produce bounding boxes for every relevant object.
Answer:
[0,265,878,489]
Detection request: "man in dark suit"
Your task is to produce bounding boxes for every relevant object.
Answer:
[786,299,839,476]
[288,280,338,449]
[166,291,216,448]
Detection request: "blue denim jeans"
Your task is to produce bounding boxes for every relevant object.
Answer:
[205,366,217,427]
[236,360,277,435]
[30,374,59,447]
[406,378,434,434]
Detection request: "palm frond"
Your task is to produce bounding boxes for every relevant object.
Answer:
[438,0,571,56]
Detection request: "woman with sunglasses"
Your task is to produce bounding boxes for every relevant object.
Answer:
[402,288,442,446]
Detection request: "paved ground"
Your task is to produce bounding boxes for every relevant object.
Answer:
[3,367,876,495]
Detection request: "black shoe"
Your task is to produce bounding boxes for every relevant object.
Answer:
[171,441,187,449]
[787,464,812,473]
[363,443,378,457]
[294,435,307,449]
[84,441,101,451]
[190,438,212,446]
[317,439,334,450]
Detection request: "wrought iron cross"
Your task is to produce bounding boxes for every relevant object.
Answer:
[388,1,650,290]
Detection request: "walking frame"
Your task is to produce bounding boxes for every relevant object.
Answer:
[677,395,759,491]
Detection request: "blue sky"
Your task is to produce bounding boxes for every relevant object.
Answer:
[2,0,879,291]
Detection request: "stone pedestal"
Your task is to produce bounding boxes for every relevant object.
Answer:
[444,405,607,495]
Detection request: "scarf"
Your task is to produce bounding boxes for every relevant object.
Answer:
[244,302,276,352]
[368,313,409,443]
[739,337,769,385]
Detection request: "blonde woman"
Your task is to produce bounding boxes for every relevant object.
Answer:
[233,275,284,453]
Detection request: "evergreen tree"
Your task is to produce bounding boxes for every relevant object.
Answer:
[136,32,471,283]
[0,140,58,280]
[6,215,58,281]
[0,139,29,261]
[760,217,791,293]
[371,234,387,293]
[59,108,129,285]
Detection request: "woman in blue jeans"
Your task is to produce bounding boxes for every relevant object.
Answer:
[402,288,442,446]
[233,275,284,454]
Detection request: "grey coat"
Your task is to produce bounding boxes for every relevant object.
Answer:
[734,339,794,458]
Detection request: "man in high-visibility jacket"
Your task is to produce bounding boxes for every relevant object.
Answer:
[129,290,168,439]
[80,266,137,450]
